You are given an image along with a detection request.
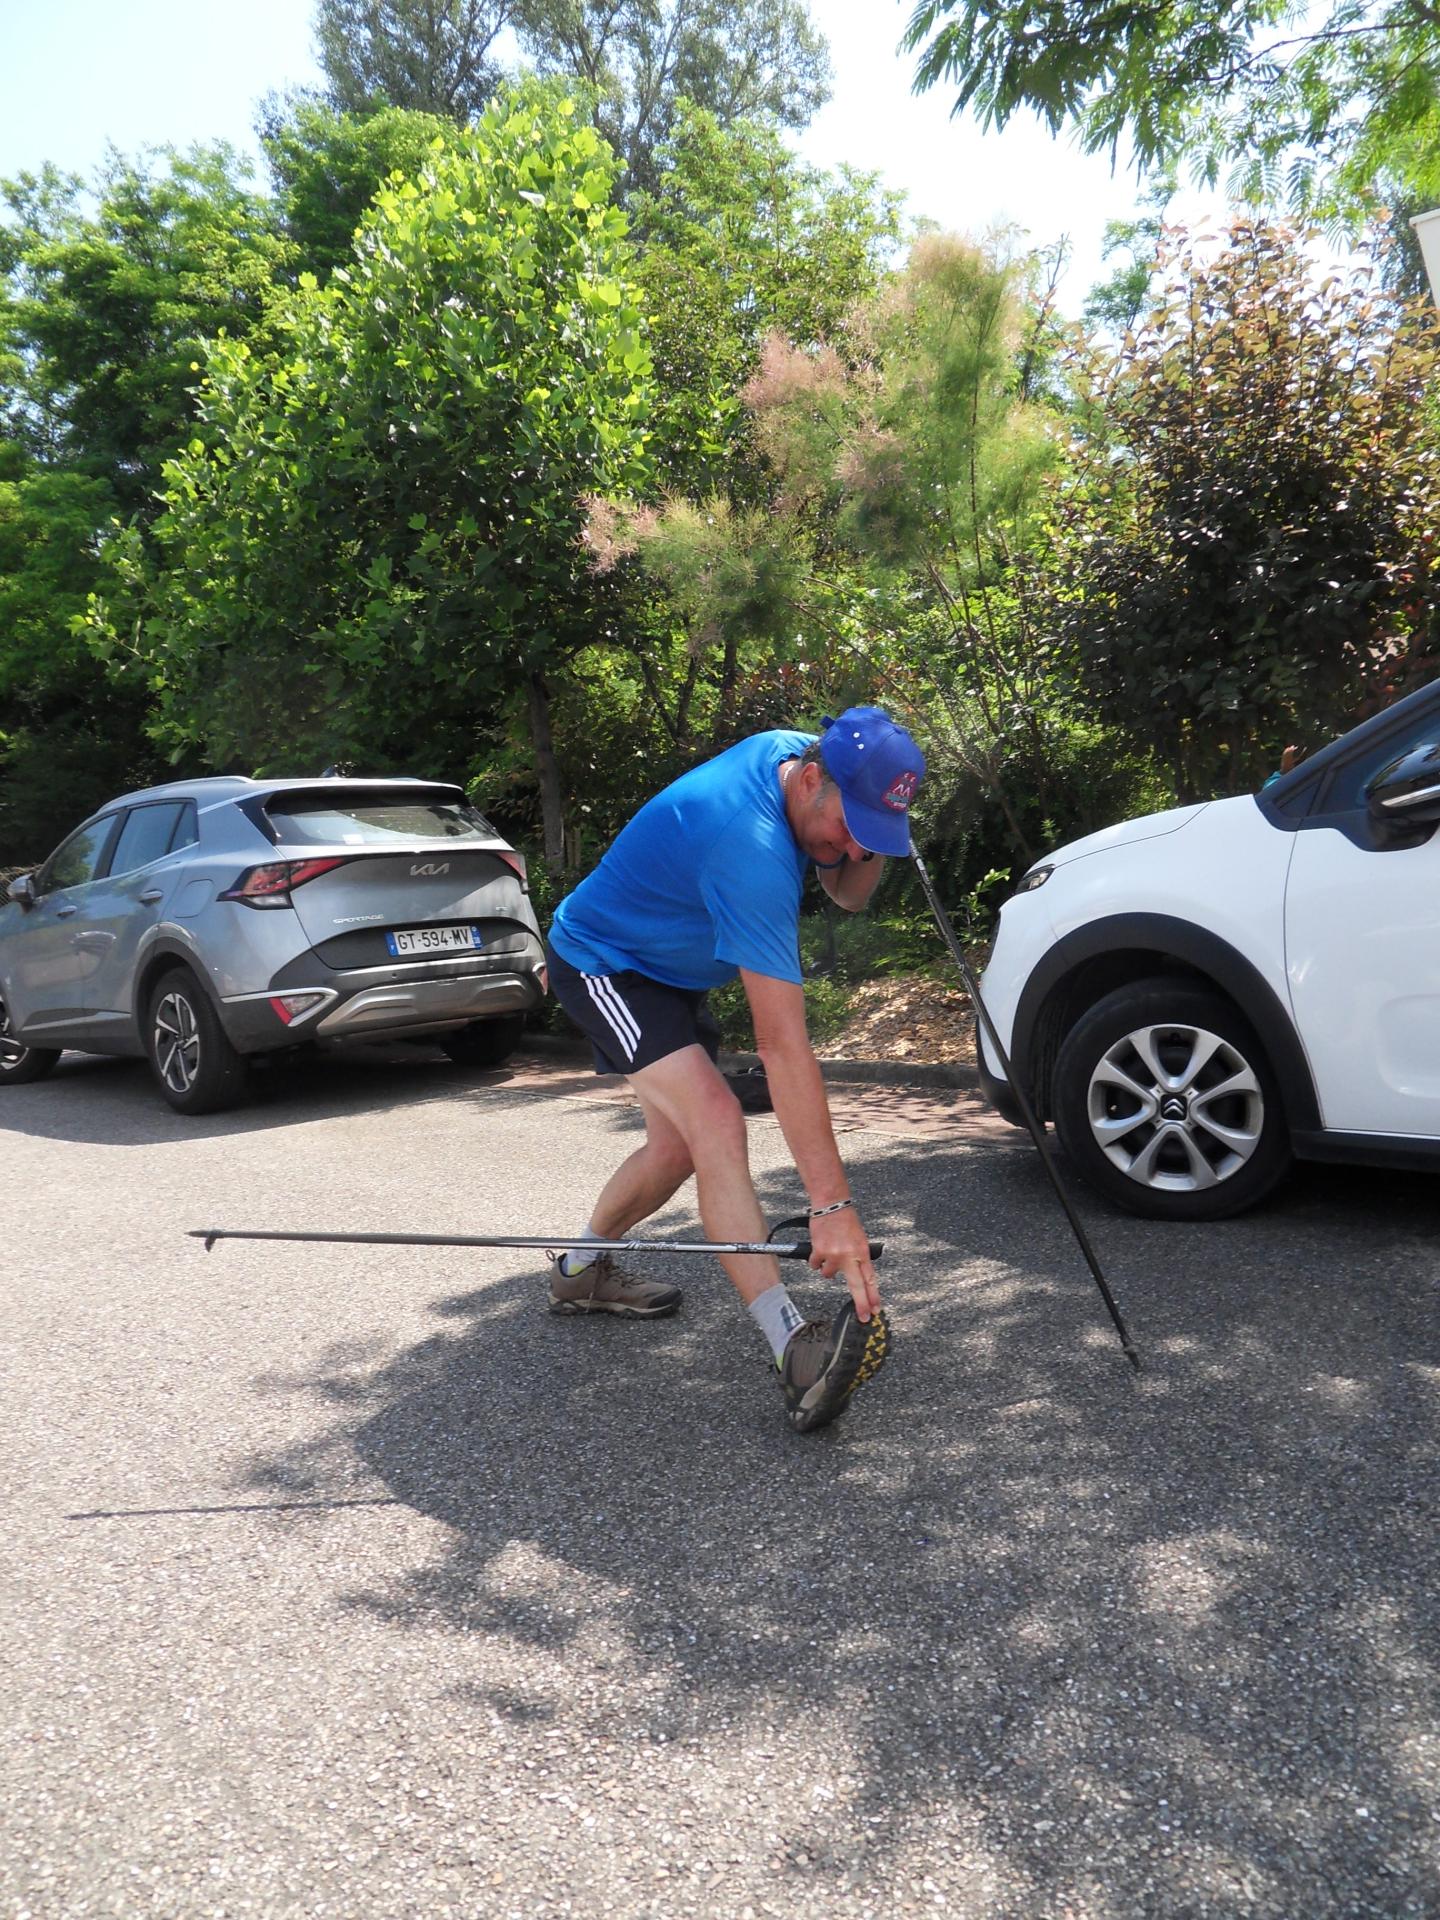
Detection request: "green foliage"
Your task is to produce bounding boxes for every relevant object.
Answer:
[0,146,293,509]
[86,88,654,781]
[720,234,1079,866]
[901,0,1440,229]
[0,146,288,852]
[259,97,456,279]
[629,107,904,497]
[315,0,510,121]
[516,0,833,193]
[311,0,832,194]
[1052,220,1440,799]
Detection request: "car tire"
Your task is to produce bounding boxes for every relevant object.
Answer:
[1052,979,1291,1221]
[0,994,61,1085]
[438,1014,526,1070]
[145,967,250,1115]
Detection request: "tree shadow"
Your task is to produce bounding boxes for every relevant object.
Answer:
[238,1133,1440,1912]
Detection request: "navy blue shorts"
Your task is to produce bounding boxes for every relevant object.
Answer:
[545,941,722,1076]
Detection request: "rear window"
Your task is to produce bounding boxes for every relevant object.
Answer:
[265,790,499,848]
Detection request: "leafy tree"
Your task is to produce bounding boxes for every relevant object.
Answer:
[590,234,1114,881]
[629,107,903,495]
[535,112,902,858]
[311,0,832,192]
[901,0,1440,226]
[0,147,293,512]
[1051,220,1440,800]
[0,444,162,862]
[315,0,512,120]
[258,97,455,279]
[0,147,291,854]
[86,90,653,868]
[516,0,831,191]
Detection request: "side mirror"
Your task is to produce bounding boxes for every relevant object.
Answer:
[1366,742,1440,831]
[6,873,36,911]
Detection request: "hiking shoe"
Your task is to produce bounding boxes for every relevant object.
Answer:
[779,1298,890,1433]
[547,1252,682,1319]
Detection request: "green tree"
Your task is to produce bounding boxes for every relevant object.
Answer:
[311,0,832,191]
[258,97,456,279]
[590,233,1119,883]
[0,444,162,862]
[87,90,653,868]
[0,147,293,511]
[629,107,903,495]
[901,0,1440,227]
[1052,220,1440,800]
[516,0,831,191]
[315,0,512,121]
[0,147,292,853]
[542,112,902,855]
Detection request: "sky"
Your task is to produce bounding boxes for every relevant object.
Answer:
[0,0,1228,313]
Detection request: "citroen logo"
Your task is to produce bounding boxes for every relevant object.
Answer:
[1160,1096,1188,1123]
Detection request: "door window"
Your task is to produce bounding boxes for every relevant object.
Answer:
[110,803,186,877]
[37,819,116,895]
[169,802,199,854]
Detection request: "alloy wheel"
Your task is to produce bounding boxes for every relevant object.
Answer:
[0,998,26,1072]
[1085,1020,1265,1193]
[154,990,201,1095]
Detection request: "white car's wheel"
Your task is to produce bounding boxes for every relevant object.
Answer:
[1053,980,1291,1220]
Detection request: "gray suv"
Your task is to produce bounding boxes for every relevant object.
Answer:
[0,775,548,1113]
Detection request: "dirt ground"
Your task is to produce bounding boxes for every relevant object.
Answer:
[822,973,977,1067]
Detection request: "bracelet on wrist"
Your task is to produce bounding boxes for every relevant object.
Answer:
[809,1197,856,1218]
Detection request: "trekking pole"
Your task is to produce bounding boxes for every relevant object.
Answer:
[191,1228,882,1260]
[911,849,1141,1373]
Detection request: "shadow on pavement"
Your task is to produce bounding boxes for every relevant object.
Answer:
[238,1133,1440,1914]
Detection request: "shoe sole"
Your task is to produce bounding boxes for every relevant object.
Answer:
[787,1306,890,1433]
[548,1292,682,1318]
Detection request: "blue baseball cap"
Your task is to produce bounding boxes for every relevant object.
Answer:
[817,707,926,857]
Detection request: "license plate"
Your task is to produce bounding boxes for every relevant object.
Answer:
[385,925,484,957]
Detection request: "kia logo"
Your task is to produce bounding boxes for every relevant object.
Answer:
[411,861,450,877]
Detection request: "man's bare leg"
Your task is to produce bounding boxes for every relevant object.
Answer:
[586,1090,695,1239]
[627,1044,781,1306]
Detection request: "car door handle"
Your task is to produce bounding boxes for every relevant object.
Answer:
[139,888,164,904]
[55,904,78,918]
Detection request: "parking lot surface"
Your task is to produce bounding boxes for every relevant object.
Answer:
[4,1045,1439,1918]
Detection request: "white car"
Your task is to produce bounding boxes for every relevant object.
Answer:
[977,677,1440,1219]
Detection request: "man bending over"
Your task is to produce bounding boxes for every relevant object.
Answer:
[543,706,926,1434]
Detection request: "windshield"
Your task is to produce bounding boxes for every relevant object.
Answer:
[266,791,499,848]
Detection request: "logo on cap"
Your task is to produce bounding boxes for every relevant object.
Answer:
[883,770,918,811]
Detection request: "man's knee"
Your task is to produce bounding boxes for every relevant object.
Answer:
[683,1074,747,1165]
[646,1131,695,1185]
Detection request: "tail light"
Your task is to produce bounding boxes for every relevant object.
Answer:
[496,849,528,885]
[220,857,347,909]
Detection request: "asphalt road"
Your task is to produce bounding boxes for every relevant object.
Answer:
[4,1044,1439,1919]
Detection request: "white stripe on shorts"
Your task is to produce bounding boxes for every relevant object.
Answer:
[583,972,642,1063]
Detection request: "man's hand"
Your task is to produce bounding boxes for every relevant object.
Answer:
[819,852,885,912]
[808,1203,881,1323]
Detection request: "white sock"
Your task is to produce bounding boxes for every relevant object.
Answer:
[559,1223,603,1277]
[748,1283,806,1365]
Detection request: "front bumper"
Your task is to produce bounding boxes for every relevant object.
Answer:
[976,1041,1025,1128]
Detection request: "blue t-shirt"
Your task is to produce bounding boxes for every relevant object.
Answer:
[548,730,815,989]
